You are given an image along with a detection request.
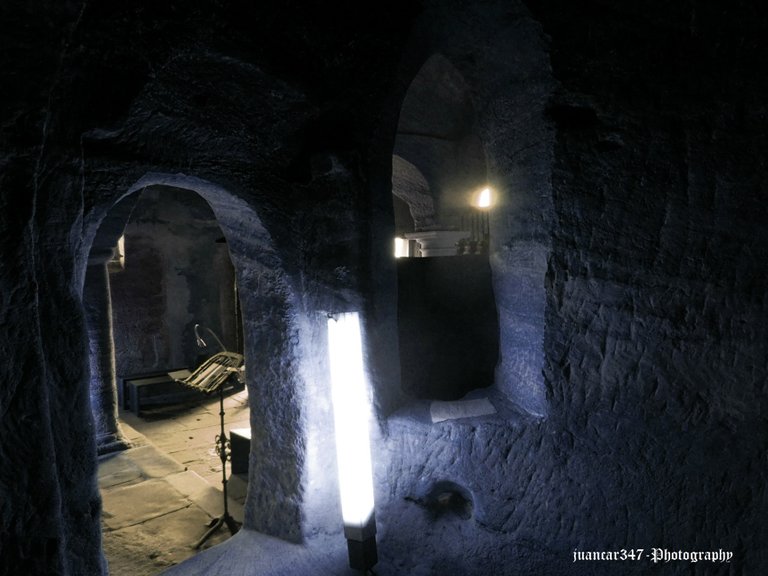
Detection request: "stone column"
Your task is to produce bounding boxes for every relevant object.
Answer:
[84,247,129,454]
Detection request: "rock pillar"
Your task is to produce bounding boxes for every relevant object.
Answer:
[84,248,129,454]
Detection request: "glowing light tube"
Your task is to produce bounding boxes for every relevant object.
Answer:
[327,312,376,540]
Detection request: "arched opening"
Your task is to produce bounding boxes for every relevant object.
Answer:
[392,54,499,401]
[372,6,556,568]
[109,186,244,451]
[87,185,250,568]
[109,187,240,378]
[85,173,329,571]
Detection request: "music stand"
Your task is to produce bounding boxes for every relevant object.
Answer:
[176,350,245,548]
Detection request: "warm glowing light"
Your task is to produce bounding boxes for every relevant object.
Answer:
[394,237,409,258]
[476,187,492,209]
[327,312,376,535]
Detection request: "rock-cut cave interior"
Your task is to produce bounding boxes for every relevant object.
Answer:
[1,1,767,575]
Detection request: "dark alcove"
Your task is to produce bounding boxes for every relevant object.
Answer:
[398,256,499,400]
[393,54,499,400]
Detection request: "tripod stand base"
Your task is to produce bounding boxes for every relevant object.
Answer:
[194,513,241,549]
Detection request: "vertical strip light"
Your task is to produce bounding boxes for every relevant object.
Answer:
[327,312,378,570]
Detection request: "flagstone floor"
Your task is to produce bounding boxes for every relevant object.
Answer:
[99,388,250,575]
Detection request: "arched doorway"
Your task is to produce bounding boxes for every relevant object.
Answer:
[369,3,557,571]
[108,187,240,387]
[84,173,327,565]
[86,183,251,570]
[392,54,500,401]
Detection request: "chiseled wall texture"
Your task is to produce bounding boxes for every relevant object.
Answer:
[0,1,767,575]
[543,2,768,571]
[372,2,768,575]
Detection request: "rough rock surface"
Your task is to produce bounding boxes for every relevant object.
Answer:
[1,0,767,575]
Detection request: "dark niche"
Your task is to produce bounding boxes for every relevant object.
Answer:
[397,255,499,400]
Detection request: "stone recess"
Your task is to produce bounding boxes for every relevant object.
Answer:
[1,0,768,575]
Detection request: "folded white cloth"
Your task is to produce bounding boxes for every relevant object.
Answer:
[430,397,496,423]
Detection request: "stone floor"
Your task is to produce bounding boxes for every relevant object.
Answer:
[99,388,251,576]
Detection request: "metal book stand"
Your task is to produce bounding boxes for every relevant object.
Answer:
[176,351,245,548]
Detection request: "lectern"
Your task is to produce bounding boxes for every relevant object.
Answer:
[176,350,244,548]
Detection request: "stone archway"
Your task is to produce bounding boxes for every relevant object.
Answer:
[367,3,558,572]
[391,53,500,401]
[83,172,322,544]
[376,3,556,416]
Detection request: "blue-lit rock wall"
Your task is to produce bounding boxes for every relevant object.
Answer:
[376,109,768,576]
[542,3,768,572]
[373,3,768,575]
[0,1,766,575]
